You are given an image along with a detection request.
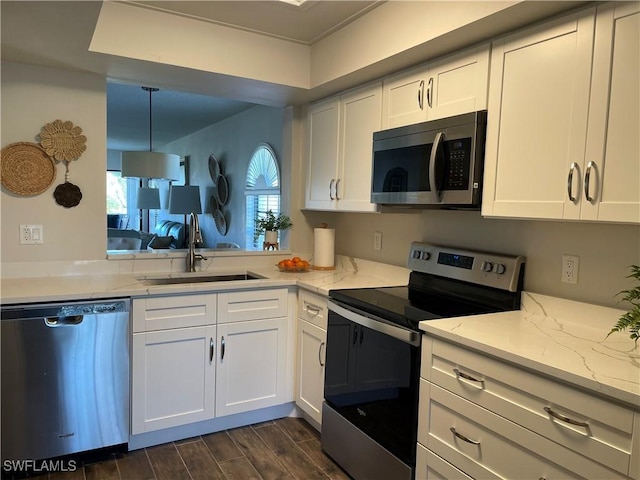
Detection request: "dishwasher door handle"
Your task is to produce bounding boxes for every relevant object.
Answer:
[45,315,83,326]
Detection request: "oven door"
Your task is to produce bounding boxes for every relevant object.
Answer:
[324,300,421,466]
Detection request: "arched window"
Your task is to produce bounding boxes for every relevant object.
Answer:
[245,144,281,250]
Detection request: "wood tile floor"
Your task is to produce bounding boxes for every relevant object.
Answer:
[24,417,351,480]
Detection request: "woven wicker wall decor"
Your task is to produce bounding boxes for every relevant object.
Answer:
[0,142,57,196]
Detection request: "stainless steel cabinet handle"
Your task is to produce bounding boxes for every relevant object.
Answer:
[306,304,321,315]
[584,161,596,203]
[335,178,341,200]
[544,407,589,428]
[319,342,325,367]
[418,80,424,110]
[221,336,226,360]
[359,327,364,345]
[329,179,335,200]
[567,162,579,203]
[450,427,480,445]
[353,325,359,345]
[453,368,485,387]
[209,337,214,363]
[426,77,433,108]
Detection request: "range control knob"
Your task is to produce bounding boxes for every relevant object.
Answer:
[493,264,506,274]
[420,251,431,261]
[481,261,493,272]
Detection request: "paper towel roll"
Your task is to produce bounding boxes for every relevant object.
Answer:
[313,228,335,269]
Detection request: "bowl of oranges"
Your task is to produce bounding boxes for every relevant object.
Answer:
[276,257,311,272]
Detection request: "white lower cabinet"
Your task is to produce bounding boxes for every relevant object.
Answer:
[131,288,292,436]
[131,294,216,435]
[417,336,636,479]
[215,317,287,417]
[216,288,290,417]
[295,290,327,425]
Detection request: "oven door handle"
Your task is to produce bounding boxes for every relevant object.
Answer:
[327,300,421,346]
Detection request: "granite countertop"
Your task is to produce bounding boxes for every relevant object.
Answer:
[0,254,411,304]
[420,291,640,408]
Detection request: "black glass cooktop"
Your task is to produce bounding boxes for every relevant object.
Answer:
[329,271,520,331]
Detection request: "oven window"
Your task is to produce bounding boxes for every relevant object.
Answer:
[324,311,421,465]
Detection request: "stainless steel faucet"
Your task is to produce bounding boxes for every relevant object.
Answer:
[186,212,207,272]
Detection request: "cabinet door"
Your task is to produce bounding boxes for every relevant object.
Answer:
[427,44,490,121]
[216,318,287,417]
[306,97,339,210]
[382,63,430,128]
[482,10,595,220]
[582,2,640,223]
[131,325,216,434]
[296,319,326,425]
[337,82,381,212]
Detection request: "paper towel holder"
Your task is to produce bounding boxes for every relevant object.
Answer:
[312,223,336,271]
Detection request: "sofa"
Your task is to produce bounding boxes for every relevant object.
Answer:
[107,220,185,250]
[155,220,185,249]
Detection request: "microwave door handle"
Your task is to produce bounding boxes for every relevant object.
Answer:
[429,131,445,202]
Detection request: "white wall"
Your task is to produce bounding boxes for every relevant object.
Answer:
[1,62,107,263]
[301,209,640,309]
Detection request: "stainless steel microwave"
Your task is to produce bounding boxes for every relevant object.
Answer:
[371,110,487,209]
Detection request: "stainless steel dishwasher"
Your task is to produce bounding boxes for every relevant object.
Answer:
[1,298,130,462]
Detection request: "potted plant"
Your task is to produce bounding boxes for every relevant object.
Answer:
[254,210,293,244]
[608,265,640,343]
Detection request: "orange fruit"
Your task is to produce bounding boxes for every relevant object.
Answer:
[292,256,301,263]
[283,260,294,270]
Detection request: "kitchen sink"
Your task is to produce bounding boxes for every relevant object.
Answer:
[138,272,264,285]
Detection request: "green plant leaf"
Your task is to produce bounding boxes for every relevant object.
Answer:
[608,265,640,343]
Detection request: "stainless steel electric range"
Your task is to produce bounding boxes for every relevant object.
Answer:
[321,242,525,480]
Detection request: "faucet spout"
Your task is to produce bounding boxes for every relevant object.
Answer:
[186,212,206,272]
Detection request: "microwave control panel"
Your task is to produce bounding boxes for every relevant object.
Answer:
[443,138,472,190]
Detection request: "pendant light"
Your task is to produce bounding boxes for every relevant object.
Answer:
[121,87,180,180]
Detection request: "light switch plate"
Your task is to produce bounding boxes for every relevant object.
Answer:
[20,224,43,245]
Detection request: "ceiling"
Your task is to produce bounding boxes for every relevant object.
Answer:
[109,1,381,151]
[1,0,380,151]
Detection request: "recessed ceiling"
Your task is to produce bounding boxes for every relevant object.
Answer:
[132,1,381,44]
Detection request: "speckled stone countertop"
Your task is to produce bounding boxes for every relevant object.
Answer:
[420,292,640,407]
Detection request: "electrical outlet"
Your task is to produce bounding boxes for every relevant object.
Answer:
[20,225,43,245]
[562,254,579,284]
[374,231,382,251]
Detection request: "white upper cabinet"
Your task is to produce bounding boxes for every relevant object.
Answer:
[582,2,640,223]
[306,82,381,212]
[483,3,639,224]
[382,44,490,129]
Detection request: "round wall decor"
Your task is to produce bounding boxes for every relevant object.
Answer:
[0,142,56,196]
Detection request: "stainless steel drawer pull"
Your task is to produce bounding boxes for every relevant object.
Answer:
[450,427,480,445]
[453,368,485,387]
[221,336,226,360]
[306,304,321,315]
[209,337,214,363]
[544,407,589,428]
[418,80,424,110]
[329,179,335,200]
[335,178,341,200]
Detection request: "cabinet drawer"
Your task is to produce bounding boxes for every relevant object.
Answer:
[298,289,327,329]
[218,288,288,323]
[420,380,625,479]
[422,338,635,476]
[416,443,472,480]
[132,294,216,332]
